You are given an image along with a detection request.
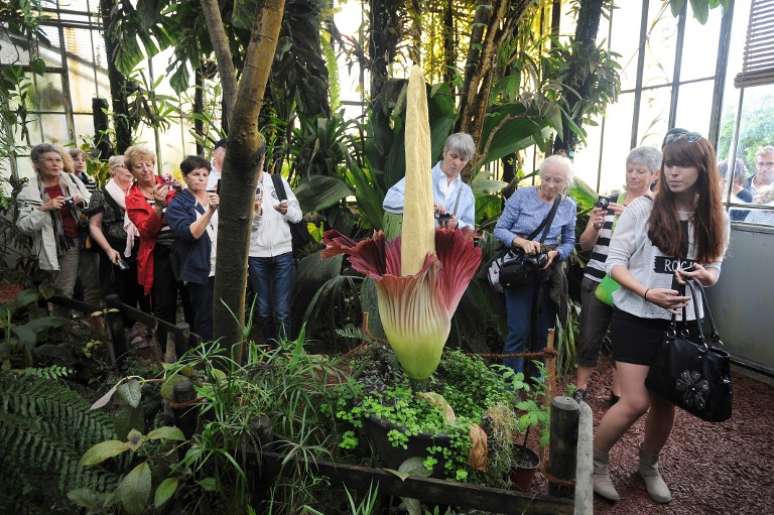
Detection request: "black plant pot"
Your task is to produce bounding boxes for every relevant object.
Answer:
[509,444,540,491]
[363,415,452,476]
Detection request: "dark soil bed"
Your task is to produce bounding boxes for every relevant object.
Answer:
[581,359,774,515]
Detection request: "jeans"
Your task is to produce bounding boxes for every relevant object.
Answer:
[248,252,295,342]
[503,281,556,373]
[186,277,214,341]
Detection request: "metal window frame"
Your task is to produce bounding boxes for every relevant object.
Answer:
[588,0,736,193]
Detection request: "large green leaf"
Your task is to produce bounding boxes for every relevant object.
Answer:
[567,176,598,213]
[344,158,385,230]
[117,379,142,408]
[80,440,130,467]
[117,462,152,515]
[153,477,179,507]
[147,426,185,442]
[294,175,353,213]
[479,103,551,165]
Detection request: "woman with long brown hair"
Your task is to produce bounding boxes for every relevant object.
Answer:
[592,129,729,504]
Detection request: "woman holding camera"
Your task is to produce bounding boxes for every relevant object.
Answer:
[592,129,728,504]
[493,155,577,373]
[87,155,148,316]
[166,156,220,341]
[16,144,89,313]
[125,146,191,353]
[575,146,661,403]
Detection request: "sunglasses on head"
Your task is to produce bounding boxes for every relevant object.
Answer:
[662,128,703,147]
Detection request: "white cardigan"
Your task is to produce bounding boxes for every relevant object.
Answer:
[606,197,729,321]
[16,172,90,271]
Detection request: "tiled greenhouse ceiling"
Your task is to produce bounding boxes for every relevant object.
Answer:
[736,0,774,87]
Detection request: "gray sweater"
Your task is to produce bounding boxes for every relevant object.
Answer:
[606,197,729,320]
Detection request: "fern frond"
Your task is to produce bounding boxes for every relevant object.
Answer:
[19,365,74,380]
[0,372,120,497]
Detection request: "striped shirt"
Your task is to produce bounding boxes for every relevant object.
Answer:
[583,211,617,282]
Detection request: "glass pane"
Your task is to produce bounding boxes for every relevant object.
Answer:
[609,0,645,91]
[0,32,31,65]
[572,114,603,192]
[642,0,678,88]
[636,85,671,147]
[674,80,714,135]
[33,73,66,111]
[13,115,43,147]
[680,3,721,82]
[725,84,774,210]
[158,120,187,176]
[73,114,95,146]
[743,207,774,226]
[39,25,63,67]
[716,0,751,169]
[41,113,71,145]
[64,27,101,112]
[598,93,636,194]
[15,156,37,182]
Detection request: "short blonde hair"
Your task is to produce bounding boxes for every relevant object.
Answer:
[124,145,156,171]
[57,145,75,174]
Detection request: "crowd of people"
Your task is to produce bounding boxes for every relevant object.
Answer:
[17,127,739,505]
[16,140,299,349]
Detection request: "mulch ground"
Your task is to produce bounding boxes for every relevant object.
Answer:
[580,359,774,515]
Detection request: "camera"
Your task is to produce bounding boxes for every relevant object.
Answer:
[595,196,610,210]
[437,212,453,227]
[62,196,75,210]
[525,251,549,269]
[116,258,129,271]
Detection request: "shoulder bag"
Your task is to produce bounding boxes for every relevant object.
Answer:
[487,195,562,292]
[645,280,732,422]
[270,173,311,256]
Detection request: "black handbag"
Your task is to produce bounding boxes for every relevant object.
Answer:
[270,173,311,255]
[645,280,732,422]
[491,195,562,290]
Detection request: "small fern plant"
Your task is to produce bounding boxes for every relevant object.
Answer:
[0,372,119,501]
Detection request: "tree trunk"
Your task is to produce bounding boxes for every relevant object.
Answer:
[456,0,493,134]
[368,0,403,100]
[443,0,455,88]
[194,65,204,155]
[456,0,534,150]
[209,0,287,350]
[100,0,135,153]
[552,0,604,156]
[200,0,239,126]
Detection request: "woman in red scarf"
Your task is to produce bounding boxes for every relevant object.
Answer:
[125,146,190,354]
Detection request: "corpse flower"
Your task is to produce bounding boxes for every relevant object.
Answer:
[322,229,481,379]
[323,66,481,379]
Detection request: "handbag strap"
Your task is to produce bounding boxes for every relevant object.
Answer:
[526,195,562,243]
[688,279,722,344]
[271,173,288,201]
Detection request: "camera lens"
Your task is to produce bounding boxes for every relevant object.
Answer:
[595,196,609,210]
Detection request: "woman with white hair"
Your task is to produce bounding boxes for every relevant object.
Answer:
[87,155,147,315]
[494,155,577,373]
[16,144,89,312]
[383,132,477,230]
[575,145,661,404]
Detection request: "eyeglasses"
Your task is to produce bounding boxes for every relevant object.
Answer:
[662,128,703,147]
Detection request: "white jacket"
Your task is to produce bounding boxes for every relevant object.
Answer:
[248,172,302,258]
[16,172,90,271]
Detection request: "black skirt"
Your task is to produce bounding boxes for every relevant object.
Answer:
[610,309,700,366]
